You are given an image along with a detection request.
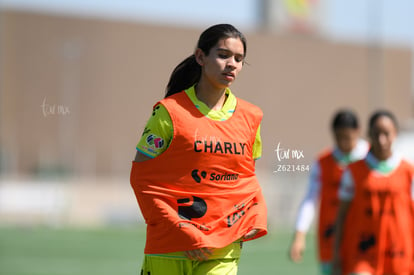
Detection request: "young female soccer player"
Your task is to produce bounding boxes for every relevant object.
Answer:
[289,110,369,275]
[130,24,268,275]
[332,110,414,275]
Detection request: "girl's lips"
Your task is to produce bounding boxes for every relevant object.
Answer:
[223,72,235,80]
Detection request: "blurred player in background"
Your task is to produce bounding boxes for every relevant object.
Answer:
[332,110,414,275]
[130,24,268,275]
[289,110,369,275]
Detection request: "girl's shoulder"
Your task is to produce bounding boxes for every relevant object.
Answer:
[235,97,261,110]
[400,158,414,173]
[234,97,263,119]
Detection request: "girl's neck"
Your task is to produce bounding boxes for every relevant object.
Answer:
[195,81,227,111]
[371,148,392,161]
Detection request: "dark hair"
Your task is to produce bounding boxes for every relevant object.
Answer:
[331,109,359,131]
[165,24,247,98]
[368,109,399,133]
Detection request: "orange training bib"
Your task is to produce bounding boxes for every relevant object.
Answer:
[317,151,344,262]
[130,91,268,254]
[342,159,414,275]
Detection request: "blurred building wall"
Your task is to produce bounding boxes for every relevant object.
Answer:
[0,10,412,178]
[0,10,412,227]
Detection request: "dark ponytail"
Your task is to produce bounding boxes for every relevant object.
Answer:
[165,55,201,98]
[165,24,247,98]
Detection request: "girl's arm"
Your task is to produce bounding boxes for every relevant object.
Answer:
[134,151,152,162]
[289,161,321,262]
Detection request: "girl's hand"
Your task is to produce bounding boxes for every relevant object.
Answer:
[243,228,260,240]
[184,247,213,261]
[184,229,260,261]
[289,235,306,262]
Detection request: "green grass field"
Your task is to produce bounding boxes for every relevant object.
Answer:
[0,226,319,275]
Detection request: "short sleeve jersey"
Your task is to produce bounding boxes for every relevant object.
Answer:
[136,86,262,160]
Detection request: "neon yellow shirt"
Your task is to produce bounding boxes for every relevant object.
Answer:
[136,86,262,159]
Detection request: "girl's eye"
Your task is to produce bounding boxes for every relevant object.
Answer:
[218,53,229,59]
[218,51,244,63]
[235,56,244,63]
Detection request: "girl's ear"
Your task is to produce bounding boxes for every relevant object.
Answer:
[195,48,204,66]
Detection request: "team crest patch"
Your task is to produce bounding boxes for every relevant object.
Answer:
[146,134,165,149]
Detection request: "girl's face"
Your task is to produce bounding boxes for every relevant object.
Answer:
[369,116,397,159]
[196,37,245,90]
[334,128,359,154]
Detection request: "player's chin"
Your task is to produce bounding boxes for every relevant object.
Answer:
[218,79,235,88]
